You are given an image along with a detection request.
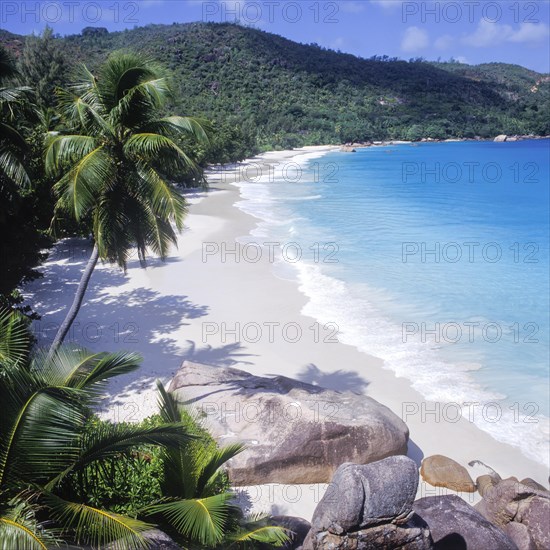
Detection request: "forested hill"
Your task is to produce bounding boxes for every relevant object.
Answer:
[2,22,549,148]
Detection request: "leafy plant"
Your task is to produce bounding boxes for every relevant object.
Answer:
[0,310,194,548]
[141,381,289,549]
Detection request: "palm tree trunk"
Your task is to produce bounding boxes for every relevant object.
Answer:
[47,243,99,357]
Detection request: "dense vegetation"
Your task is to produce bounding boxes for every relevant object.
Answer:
[2,22,550,152]
[3,22,547,149]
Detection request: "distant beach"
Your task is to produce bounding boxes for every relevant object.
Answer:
[24,144,549,520]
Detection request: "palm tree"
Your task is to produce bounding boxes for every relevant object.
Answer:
[143,382,290,549]
[45,51,210,355]
[0,46,32,193]
[0,309,194,549]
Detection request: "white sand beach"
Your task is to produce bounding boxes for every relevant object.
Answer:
[24,146,549,521]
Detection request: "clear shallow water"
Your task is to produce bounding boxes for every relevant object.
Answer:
[234,141,550,465]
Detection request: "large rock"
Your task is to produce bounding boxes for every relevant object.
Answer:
[169,362,408,484]
[504,522,536,550]
[475,478,550,549]
[494,134,508,142]
[516,496,550,550]
[413,495,518,549]
[420,455,476,493]
[304,516,433,549]
[302,456,433,549]
[520,478,549,492]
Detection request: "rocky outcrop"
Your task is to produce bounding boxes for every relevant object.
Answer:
[494,134,508,142]
[475,478,550,550]
[302,456,433,549]
[420,455,476,493]
[340,145,357,152]
[505,522,537,550]
[169,362,408,485]
[520,478,548,492]
[413,495,518,550]
[303,519,433,550]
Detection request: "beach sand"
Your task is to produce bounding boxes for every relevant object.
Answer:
[24,146,549,520]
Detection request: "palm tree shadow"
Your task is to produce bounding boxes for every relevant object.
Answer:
[181,339,257,367]
[25,238,262,409]
[296,363,369,394]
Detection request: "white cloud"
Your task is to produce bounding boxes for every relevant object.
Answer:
[462,20,550,48]
[462,20,512,47]
[401,26,429,52]
[370,0,405,9]
[434,34,453,50]
[509,22,550,44]
[340,1,366,13]
[139,0,167,6]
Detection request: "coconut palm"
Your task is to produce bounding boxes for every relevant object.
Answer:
[45,51,210,355]
[142,382,289,549]
[0,46,32,192]
[0,309,195,549]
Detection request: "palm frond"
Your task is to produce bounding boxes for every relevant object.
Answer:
[0,499,56,550]
[156,380,181,423]
[109,77,171,127]
[52,145,114,221]
[156,381,199,498]
[35,348,142,395]
[144,493,234,547]
[0,149,31,188]
[152,116,212,144]
[141,214,179,262]
[56,88,112,137]
[135,162,187,230]
[44,133,97,175]
[45,492,153,549]
[228,525,291,547]
[0,121,28,150]
[0,365,85,485]
[125,132,195,167]
[0,46,18,83]
[96,52,165,110]
[47,421,196,490]
[196,443,245,497]
[0,309,30,368]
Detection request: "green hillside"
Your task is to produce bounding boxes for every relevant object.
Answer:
[2,22,549,150]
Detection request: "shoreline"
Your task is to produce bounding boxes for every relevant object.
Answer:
[23,144,549,520]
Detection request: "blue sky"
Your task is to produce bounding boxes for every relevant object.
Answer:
[1,1,549,72]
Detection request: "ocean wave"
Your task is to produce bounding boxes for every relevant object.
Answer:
[231,147,550,467]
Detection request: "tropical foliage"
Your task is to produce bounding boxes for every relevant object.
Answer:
[142,382,289,549]
[0,308,191,549]
[0,45,51,318]
[53,22,550,148]
[45,51,211,352]
[0,309,288,549]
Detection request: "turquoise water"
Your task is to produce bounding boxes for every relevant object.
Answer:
[235,140,550,465]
